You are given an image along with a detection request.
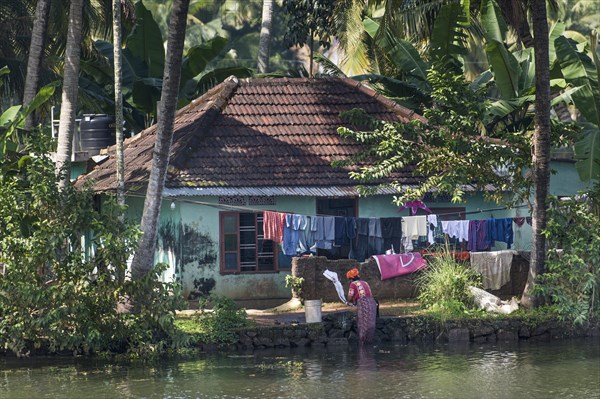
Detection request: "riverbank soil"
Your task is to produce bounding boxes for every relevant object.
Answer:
[178,299,422,326]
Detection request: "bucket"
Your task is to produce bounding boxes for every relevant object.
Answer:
[304,299,322,323]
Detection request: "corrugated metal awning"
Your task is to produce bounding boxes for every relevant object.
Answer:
[161,184,494,198]
[162,186,400,197]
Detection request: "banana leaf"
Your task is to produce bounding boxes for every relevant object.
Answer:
[480,0,519,99]
[379,32,430,89]
[180,37,228,87]
[125,1,165,79]
[430,2,469,63]
[555,36,600,126]
[574,123,600,181]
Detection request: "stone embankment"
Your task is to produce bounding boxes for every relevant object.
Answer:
[199,312,599,351]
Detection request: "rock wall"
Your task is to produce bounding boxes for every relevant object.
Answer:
[207,313,599,352]
[292,253,530,302]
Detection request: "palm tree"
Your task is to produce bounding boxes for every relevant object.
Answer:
[257,0,273,73]
[521,0,552,308]
[22,0,51,131]
[113,0,125,210]
[55,0,84,189]
[130,0,191,279]
[2,0,116,108]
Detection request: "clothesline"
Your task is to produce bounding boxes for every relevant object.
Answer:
[433,204,529,218]
[142,193,530,219]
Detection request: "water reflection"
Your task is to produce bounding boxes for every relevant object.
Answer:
[0,339,598,398]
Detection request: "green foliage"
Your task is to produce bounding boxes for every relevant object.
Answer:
[354,1,471,112]
[0,134,186,356]
[0,76,59,159]
[506,304,560,328]
[80,2,252,132]
[180,295,249,345]
[554,31,600,181]
[534,185,600,325]
[285,274,304,297]
[416,250,481,317]
[336,64,536,205]
[283,0,336,49]
[480,0,519,99]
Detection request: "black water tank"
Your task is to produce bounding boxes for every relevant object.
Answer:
[79,114,116,154]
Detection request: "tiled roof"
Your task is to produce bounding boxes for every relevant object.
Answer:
[77,77,426,195]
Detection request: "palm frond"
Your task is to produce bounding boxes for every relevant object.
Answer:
[313,53,347,77]
[333,0,371,75]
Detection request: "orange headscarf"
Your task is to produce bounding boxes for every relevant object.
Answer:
[346,268,360,280]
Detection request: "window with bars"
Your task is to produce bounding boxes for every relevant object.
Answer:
[220,212,289,273]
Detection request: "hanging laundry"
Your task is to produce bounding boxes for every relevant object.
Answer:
[298,216,315,254]
[345,217,358,259]
[334,216,346,246]
[354,218,370,262]
[314,216,335,249]
[441,220,470,242]
[402,215,428,240]
[381,217,403,254]
[368,218,384,256]
[263,211,286,243]
[282,214,306,255]
[488,218,514,249]
[513,217,525,227]
[427,214,438,245]
[470,250,517,290]
[402,235,413,253]
[372,253,428,280]
[398,200,432,215]
[468,220,491,252]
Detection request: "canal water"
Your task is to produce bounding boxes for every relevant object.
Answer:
[1,338,598,399]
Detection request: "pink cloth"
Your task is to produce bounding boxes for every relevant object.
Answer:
[398,200,432,215]
[263,211,286,243]
[372,253,427,280]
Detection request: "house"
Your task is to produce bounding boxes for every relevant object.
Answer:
[76,77,587,306]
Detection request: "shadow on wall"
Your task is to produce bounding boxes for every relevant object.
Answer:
[158,221,218,299]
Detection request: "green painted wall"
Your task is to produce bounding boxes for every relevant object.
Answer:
[549,160,594,196]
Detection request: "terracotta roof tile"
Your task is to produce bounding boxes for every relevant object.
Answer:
[77,77,424,194]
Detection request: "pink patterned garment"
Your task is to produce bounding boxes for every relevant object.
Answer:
[348,280,377,344]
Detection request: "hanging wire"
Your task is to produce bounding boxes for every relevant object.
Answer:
[126,192,530,220]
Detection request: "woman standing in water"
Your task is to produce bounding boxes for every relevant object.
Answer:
[346,268,377,344]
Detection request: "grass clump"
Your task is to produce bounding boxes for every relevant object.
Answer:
[416,250,481,319]
[176,295,250,345]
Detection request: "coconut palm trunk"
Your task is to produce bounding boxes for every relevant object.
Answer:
[55,0,84,189]
[257,0,273,73]
[521,0,551,308]
[130,0,190,279]
[23,0,51,131]
[113,0,125,211]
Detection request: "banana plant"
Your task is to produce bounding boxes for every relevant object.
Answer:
[0,66,59,159]
[79,1,252,132]
[479,1,575,134]
[554,32,600,181]
[345,1,471,113]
